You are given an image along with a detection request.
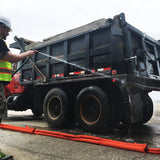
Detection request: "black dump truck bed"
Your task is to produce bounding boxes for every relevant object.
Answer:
[11,13,160,90]
[9,13,160,132]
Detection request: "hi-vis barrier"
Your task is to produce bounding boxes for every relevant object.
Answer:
[0,123,160,154]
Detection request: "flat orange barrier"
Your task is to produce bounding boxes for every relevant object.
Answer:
[0,123,159,154]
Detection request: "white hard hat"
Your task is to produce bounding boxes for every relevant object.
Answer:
[0,16,11,30]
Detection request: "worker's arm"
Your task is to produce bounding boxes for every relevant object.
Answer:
[3,50,35,63]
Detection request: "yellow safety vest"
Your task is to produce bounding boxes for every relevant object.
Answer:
[0,39,12,81]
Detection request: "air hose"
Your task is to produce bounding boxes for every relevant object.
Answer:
[11,57,30,77]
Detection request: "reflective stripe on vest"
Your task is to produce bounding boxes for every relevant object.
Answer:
[0,60,12,81]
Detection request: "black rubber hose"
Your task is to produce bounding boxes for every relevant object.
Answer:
[11,57,30,77]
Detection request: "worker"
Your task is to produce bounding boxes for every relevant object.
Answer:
[0,16,35,160]
[0,16,35,119]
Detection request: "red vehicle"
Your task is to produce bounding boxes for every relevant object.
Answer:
[5,73,32,112]
[5,73,24,98]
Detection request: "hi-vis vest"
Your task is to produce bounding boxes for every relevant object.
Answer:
[0,39,12,81]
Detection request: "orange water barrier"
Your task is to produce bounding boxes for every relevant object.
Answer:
[0,123,159,154]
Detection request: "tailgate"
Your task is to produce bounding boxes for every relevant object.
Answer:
[123,21,160,89]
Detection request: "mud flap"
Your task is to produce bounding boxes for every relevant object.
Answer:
[119,88,131,127]
[129,91,143,123]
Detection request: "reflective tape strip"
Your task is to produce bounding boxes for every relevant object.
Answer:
[0,68,12,74]
[52,73,64,77]
[91,69,96,73]
[51,67,111,77]
[0,72,12,75]
[0,60,8,62]
[0,67,12,70]
[69,71,85,75]
[97,67,111,72]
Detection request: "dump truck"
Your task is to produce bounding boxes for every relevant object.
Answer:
[5,13,160,133]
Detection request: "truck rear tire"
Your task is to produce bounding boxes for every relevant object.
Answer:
[43,88,70,128]
[139,93,153,124]
[75,86,115,133]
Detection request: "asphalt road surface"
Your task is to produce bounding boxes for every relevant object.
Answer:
[0,101,160,160]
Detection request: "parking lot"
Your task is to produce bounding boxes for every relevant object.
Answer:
[0,98,160,159]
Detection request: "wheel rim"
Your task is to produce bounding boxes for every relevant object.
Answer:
[80,95,101,125]
[47,96,62,120]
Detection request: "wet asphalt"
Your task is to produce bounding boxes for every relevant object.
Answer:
[0,101,160,159]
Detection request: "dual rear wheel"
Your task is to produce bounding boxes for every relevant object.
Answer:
[43,86,114,132]
[43,86,153,132]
